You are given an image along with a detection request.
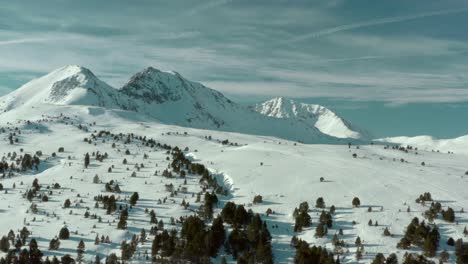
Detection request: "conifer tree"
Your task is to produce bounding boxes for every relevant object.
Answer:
[84,153,90,168]
[77,240,85,263]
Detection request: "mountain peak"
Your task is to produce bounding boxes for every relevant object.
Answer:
[51,65,96,79]
[253,98,366,139]
[0,65,121,110]
[121,67,196,104]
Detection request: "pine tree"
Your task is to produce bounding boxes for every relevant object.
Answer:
[439,250,449,263]
[383,227,391,236]
[372,253,386,264]
[315,197,325,208]
[59,227,70,239]
[355,246,363,260]
[314,223,327,238]
[355,236,362,247]
[77,239,85,263]
[117,209,128,229]
[29,238,43,263]
[84,153,90,168]
[352,197,361,207]
[210,216,226,257]
[129,192,139,206]
[386,253,398,264]
[0,236,9,252]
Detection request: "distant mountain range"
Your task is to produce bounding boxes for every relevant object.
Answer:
[0,65,368,143]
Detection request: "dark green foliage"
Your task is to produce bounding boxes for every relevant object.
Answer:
[439,250,449,263]
[29,238,43,263]
[21,154,33,171]
[372,253,386,264]
[314,223,328,238]
[49,237,60,250]
[61,254,75,264]
[293,201,312,232]
[397,217,440,257]
[0,236,9,252]
[352,197,361,207]
[200,192,218,221]
[149,201,272,263]
[59,227,70,239]
[253,195,263,204]
[386,253,398,264]
[448,237,455,246]
[77,239,85,263]
[293,239,335,264]
[383,227,392,236]
[442,207,455,222]
[402,253,435,264]
[129,192,139,206]
[329,205,336,214]
[84,153,90,168]
[416,192,433,203]
[319,210,333,228]
[117,208,128,229]
[315,197,325,209]
[455,240,468,264]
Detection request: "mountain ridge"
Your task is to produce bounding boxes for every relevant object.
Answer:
[0,65,366,143]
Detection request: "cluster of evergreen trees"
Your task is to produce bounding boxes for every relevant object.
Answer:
[315,211,333,238]
[416,192,433,204]
[292,239,338,264]
[170,147,228,196]
[454,239,468,264]
[94,194,117,214]
[423,201,455,223]
[397,217,440,257]
[150,201,273,263]
[293,202,312,232]
[222,202,273,263]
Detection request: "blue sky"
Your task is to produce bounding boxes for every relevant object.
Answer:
[1,0,468,137]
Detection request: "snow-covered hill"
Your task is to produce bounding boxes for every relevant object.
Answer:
[252,97,366,139]
[0,102,466,263]
[376,135,468,155]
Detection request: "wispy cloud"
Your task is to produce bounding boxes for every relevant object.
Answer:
[287,8,468,43]
[0,0,467,106]
[0,37,48,46]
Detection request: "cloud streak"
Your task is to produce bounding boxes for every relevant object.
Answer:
[0,37,49,46]
[288,8,468,43]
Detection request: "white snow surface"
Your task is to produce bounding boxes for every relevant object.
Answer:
[0,103,466,263]
[253,97,366,139]
[376,135,468,155]
[0,66,466,263]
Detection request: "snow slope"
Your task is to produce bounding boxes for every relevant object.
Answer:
[376,135,468,155]
[0,103,466,263]
[253,97,367,139]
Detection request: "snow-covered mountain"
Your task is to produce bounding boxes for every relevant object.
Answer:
[0,65,125,112]
[252,97,366,139]
[0,65,361,144]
